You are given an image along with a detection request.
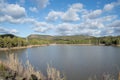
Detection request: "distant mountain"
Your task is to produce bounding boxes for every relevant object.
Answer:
[27,34,93,40]
[0,34,17,38]
[54,35,93,40]
[28,34,53,40]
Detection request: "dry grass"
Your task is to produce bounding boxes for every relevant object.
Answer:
[88,73,116,80]
[47,64,64,80]
[1,53,65,80]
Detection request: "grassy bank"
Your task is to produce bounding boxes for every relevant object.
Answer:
[0,54,65,80]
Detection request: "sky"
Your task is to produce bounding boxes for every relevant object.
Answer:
[0,0,120,37]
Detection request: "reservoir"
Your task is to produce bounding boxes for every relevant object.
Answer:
[0,45,120,80]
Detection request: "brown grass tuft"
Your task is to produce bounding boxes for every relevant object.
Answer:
[0,53,65,80]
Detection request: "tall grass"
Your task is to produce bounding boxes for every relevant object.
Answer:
[0,53,65,80]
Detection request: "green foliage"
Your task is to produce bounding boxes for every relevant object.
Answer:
[0,34,120,48]
[0,64,5,71]
[0,36,27,48]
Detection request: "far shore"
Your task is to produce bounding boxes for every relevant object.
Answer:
[0,44,120,51]
[49,43,106,46]
[0,44,48,51]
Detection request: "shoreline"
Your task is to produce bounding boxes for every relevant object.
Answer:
[0,44,120,51]
[50,43,107,46]
[0,44,48,51]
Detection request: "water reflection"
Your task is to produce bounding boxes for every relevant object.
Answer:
[0,45,120,80]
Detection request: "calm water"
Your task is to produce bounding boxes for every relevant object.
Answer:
[0,45,120,80]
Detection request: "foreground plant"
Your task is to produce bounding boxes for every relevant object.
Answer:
[0,53,65,80]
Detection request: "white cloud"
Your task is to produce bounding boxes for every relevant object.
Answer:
[0,27,18,34]
[108,20,120,27]
[89,10,102,18]
[0,1,27,24]
[45,10,63,21]
[61,8,80,22]
[70,3,83,10]
[61,3,83,22]
[56,23,78,35]
[103,0,120,12]
[104,4,114,11]
[29,7,38,13]
[33,22,53,33]
[34,27,50,33]
[0,3,26,19]
[10,29,19,34]
[46,3,83,22]
[0,15,35,24]
[83,9,102,19]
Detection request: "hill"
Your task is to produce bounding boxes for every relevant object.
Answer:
[0,34,17,38]
[27,34,93,40]
[28,34,53,40]
[54,35,93,40]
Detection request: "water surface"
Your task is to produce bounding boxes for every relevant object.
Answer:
[0,45,120,80]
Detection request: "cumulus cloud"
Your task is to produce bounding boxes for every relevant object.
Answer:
[55,21,104,36]
[0,27,18,34]
[61,8,80,22]
[34,27,51,33]
[103,0,120,12]
[82,9,102,19]
[108,20,120,27]
[0,15,36,24]
[33,22,53,33]
[46,3,83,22]
[0,3,26,19]
[61,3,83,22]
[88,10,102,19]
[56,23,78,35]
[45,11,63,21]
[0,0,52,34]
[104,4,114,11]
[54,14,119,36]
[70,3,83,10]
[29,7,38,13]
[0,1,27,25]
[46,3,102,22]
[10,29,19,34]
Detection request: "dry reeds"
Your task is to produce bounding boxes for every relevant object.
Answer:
[1,53,65,80]
[47,64,64,80]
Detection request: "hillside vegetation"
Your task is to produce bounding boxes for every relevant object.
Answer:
[0,34,120,48]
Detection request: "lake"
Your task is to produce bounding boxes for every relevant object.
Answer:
[0,45,120,80]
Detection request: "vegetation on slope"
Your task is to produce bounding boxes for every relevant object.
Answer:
[0,34,120,48]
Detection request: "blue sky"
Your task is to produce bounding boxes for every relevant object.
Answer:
[0,0,120,37]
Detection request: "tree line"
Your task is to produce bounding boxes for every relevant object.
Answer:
[0,37,27,48]
[0,35,120,48]
[53,36,120,46]
[0,37,49,48]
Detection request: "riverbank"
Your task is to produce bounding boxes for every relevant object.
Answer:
[0,44,48,51]
[50,43,105,46]
[0,44,120,51]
